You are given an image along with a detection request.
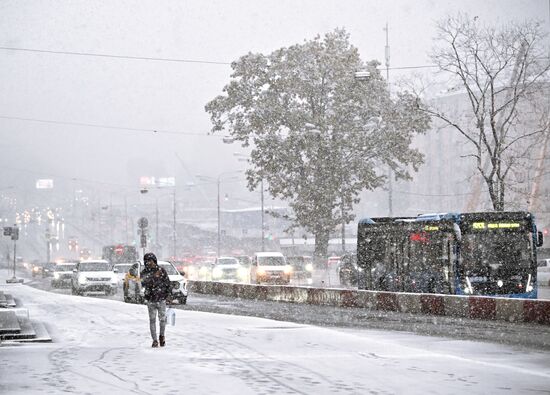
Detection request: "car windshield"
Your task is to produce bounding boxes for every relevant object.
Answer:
[287,257,305,268]
[159,263,179,275]
[114,264,132,273]
[237,256,251,265]
[258,256,285,266]
[55,264,76,272]
[217,258,238,265]
[79,262,112,271]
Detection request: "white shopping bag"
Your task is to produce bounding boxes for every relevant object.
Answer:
[166,308,176,326]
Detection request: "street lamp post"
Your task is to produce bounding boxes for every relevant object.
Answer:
[217,177,221,257]
[197,170,243,257]
[233,153,265,252]
[140,184,176,258]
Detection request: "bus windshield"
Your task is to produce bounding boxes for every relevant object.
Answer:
[461,231,533,273]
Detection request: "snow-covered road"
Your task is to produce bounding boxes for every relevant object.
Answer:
[2,280,550,394]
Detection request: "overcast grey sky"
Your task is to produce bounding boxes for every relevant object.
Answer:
[0,0,548,201]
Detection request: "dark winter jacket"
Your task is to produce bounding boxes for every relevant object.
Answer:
[140,265,172,303]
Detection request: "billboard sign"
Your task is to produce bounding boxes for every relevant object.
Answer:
[36,179,54,189]
[157,177,176,187]
[139,176,155,187]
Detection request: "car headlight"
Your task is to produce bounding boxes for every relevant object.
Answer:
[78,274,87,284]
[257,268,266,276]
[497,279,503,288]
[179,280,187,291]
[212,267,223,278]
[199,267,208,275]
[33,267,40,272]
[284,265,293,275]
[111,275,117,284]
[53,272,60,279]
[238,267,248,278]
[305,263,313,272]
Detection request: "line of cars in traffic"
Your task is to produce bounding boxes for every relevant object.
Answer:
[175,252,315,285]
[30,259,188,305]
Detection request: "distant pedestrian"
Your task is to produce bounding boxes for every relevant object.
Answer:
[140,252,172,347]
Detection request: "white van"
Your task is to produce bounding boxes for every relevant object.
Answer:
[250,252,292,284]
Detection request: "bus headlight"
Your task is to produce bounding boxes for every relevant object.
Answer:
[526,274,533,293]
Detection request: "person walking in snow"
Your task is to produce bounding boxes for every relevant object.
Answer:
[140,252,172,347]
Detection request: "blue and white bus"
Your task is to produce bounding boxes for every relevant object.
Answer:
[356,211,544,298]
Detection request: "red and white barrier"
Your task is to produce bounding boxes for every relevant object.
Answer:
[189,281,550,325]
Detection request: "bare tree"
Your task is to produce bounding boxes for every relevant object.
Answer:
[419,14,550,211]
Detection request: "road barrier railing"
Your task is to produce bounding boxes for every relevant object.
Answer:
[189,281,550,325]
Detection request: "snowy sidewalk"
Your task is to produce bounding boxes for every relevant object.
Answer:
[1,277,550,394]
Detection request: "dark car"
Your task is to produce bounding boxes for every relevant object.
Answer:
[51,263,77,288]
[286,256,314,284]
[337,253,361,287]
[32,262,56,278]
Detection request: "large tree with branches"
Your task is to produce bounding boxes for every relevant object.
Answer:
[205,29,430,258]
[420,14,550,211]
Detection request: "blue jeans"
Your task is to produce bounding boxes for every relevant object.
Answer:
[147,300,166,341]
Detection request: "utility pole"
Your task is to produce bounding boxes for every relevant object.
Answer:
[155,197,159,248]
[124,196,129,244]
[384,22,393,216]
[217,177,221,257]
[261,179,265,252]
[45,225,51,263]
[173,187,176,259]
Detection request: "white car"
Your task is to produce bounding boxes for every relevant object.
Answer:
[538,259,550,287]
[71,260,118,296]
[124,261,188,305]
[212,256,249,282]
[113,262,135,287]
[250,252,292,284]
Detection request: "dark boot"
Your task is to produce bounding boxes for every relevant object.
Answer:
[152,339,159,348]
[159,335,165,347]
